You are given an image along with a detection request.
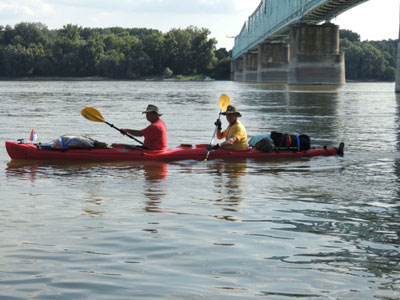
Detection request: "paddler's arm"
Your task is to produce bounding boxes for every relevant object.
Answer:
[220,136,237,148]
[215,119,225,139]
[120,129,144,137]
[216,128,225,139]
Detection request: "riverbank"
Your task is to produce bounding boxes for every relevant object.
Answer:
[0,75,216,82]
[0,76,111,81]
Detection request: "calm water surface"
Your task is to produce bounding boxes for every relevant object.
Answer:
[0,80,399,299]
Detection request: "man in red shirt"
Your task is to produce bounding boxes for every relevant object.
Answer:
[120,104,167,150]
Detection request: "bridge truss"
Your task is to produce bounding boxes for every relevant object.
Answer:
[232,0,368,59]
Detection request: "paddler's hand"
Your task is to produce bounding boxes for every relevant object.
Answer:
[119,129,128,135]
[207,143,220,151]
[214,119,222,130]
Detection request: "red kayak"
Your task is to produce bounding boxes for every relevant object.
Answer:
[5,141,344,162]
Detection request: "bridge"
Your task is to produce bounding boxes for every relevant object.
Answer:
[231,0,370,85]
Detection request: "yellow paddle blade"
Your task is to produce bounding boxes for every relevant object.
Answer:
[219,94,230,112]
[81,107,106,123]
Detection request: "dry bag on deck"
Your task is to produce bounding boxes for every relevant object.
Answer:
[248,134,271,147]
[249,135,274,152]
[270,131,311,151]
[254,137,274,152]
[52,135,95,150]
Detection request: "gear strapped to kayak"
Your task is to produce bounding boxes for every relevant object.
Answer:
[270,131,311,151]
[248,131,311,152]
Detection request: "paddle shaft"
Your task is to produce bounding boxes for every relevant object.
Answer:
[205,112,222,161]
[203,94,231,161]
[105,121,144,145]
[209,112,222,145]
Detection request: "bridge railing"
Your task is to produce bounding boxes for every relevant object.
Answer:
[232,0,326,59]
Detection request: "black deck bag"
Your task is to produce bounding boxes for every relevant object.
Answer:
[270,131,310,151]
[254,137,274,152]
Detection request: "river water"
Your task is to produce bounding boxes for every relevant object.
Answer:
[0,80,399,299]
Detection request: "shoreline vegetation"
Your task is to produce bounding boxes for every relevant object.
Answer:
[0,22,231,80]
[339,30,397,82]
[0,23,397,82]
[0,74,217,81]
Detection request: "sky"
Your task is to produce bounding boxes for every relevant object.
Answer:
[0,0,398,50]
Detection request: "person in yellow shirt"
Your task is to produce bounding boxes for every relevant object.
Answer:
[209,105,248,150]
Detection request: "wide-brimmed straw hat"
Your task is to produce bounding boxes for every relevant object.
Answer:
[142,104,162,116]
[222,105,242,117]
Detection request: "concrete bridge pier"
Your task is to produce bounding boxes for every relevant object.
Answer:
[232,57,244,81]
[396,39,400,93]
[288,23,345,85]
[257,43,289,83]
[396,14,400,93]
[243,53,258,82]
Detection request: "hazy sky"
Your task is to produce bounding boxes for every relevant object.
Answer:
[0,0,398,49]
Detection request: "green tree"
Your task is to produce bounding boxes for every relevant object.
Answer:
[340,29,360,42]
[78,34,104,75]
[124,36,151,78]
[98,50,125,78]
[33,44,55,75]
[164,28,193,75]
[359,43,386,79]
[1,44,35,76]
[340,29,397,81]
[189,27,217,74]
[13,22,49,47]
[343,43,363,79]
[212,57,231,80]
[163,67,173,78]
[52,24,83,75]
[0,26,4,45]
[103,34,128,53]
[215,48,229,61]
[142,32,165,75]
[59,24,81,41]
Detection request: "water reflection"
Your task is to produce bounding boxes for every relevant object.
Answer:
[394,94,400,243]
[6,160,168,180]
[5,161,39,183]
[208,159,247,222]
[6,160,100,180]
[83,195,104,217]
[288,84,343,92]
[5,160,170,215]
[395,94,400,188]
[142,161,168,213]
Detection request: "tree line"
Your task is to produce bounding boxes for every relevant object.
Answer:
[340,29,397,81]
[0,22,231,79]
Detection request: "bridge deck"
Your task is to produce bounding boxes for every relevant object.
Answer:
[232,0,368,59]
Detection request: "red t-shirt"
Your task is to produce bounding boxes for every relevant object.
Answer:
[141,119,167,150]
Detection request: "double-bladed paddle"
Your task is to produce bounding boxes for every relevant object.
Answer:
[204,94,230,161]
[81,107,144,145]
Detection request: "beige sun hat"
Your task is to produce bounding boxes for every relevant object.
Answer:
[222,105,242,117]
[142,104,162,116]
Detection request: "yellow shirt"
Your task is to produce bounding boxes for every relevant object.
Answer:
[220,121,248,150]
